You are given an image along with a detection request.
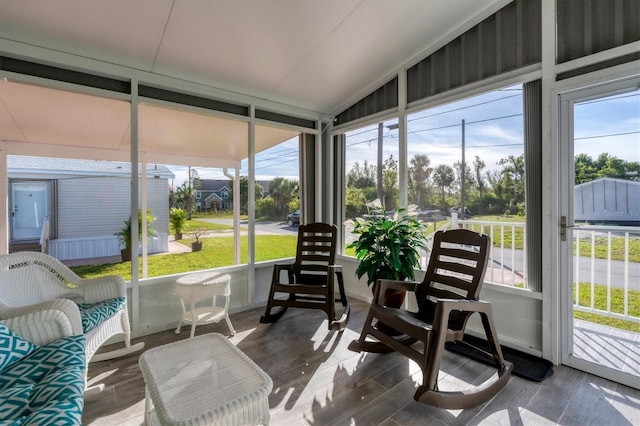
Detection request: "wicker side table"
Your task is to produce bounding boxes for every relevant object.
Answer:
[175,272,235,338]
[139,333,273,425]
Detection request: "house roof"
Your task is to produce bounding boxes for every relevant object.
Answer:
[574,177,640,189]
[199,180,232,192]
[204,193,223,203]
[8,156,175,179]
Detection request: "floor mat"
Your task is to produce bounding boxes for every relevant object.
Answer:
[445,334,554,382]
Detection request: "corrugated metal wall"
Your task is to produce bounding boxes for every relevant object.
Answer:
[334,77,397,126]
[406,0,541,104]
[557,0,640,64]
[334,0,639,127]
[523,79,542,292]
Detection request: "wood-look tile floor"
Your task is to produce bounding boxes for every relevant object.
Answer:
[83,300,640,425]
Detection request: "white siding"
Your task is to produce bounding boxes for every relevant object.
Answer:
[49,176,169,260]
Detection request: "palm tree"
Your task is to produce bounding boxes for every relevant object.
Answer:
[269,177,296,216]
[474,155,486,202]
[409,154,432,208]
[432,164,455,209]
[175,183,196,219]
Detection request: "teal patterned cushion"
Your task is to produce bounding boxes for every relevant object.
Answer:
[28,365,85,411]
[76,297,125,333]
[0,335,85,391]
[17,399,82,425]
[0,323,37,372]
[0,335,85,426]
[0,384,32,421]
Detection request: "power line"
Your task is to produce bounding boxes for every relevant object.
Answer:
[576,92,639,106]
[346,92,522,139]
[407,94,521,123]
[575,130,640,141]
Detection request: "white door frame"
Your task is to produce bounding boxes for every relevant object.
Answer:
[556,70,639,389]
[10,180,50,241]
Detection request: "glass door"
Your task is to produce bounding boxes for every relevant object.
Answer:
[10,181,48,241]
[559,77,640,390]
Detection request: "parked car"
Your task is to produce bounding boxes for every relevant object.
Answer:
[287,210,300,227]
[449,207,473,217]
[417,209,448,221]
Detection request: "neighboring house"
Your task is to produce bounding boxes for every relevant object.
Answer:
[195,179,271,211]
[196,180,232,212]
[574,178,640,226]
[8,156,174,261]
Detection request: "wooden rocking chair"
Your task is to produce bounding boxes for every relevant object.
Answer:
[348,228,512,409]
[260,223,350,331]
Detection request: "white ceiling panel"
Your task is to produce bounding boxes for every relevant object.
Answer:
[0,0,501,115]
[0,0,504,165]
[0,0,173,72]
[0,80,130,149]
[153,0,362,105]
[138,103,250,162]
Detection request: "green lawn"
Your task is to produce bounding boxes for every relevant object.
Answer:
[573,282,640,333]
[71,235,297,279]
[169,218,233,234]
[470,215,639,262]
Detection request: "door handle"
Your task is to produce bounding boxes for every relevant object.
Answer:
[560,215,574,242]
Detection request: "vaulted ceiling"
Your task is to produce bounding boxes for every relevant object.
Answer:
[0,0,505,164]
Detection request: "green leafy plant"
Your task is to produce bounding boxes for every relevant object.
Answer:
[115,209,158,261]
[347,201,428,287]
[169,207,188,239]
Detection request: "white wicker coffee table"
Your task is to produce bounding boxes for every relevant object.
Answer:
[175,272,235,338]
[138,333,273,426]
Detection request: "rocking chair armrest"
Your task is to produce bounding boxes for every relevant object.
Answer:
[2,299,83,344]
[373,279,419,305]
[430,298,493,329]
[272,262,295,283]
[77,274,126,303]
[432,298,491,313]
[328,264,343,274]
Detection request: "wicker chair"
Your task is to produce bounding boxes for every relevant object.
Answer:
[348,229,512,409]
[0,251,144,392]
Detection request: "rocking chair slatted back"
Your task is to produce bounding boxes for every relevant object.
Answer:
[260,223,350,330]
[292,223,337,282]
[417,229,490,331]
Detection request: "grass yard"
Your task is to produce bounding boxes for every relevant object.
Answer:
[169,218,233,234]
[469,215,639,262]
[573,282,640,332]
[71,234,297,280]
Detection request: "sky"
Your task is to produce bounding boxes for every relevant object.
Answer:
[345,85,639,179]
[168,84,639,187]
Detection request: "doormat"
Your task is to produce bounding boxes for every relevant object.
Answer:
[445,334,554,382]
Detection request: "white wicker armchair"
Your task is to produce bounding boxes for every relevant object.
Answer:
[0,252,144,372]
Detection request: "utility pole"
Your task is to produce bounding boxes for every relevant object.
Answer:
[460,119,466,220]
[377,122,383,206]
[188,166,192,220]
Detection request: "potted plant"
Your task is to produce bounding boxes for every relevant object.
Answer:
[191,228,204,252]
[115,209,158,261]
[346,201,428,307]
[169,207,188,240]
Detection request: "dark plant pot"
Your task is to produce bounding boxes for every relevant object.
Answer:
[372,282,407,336]
[191,241,202,252]
[121,248,132,262]
[174,232,183,241]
